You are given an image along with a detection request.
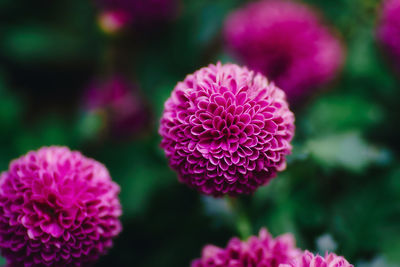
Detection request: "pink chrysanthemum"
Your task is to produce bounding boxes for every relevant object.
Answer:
[159,63,294,196]
[280,250,353,267]
[191,228,301,267]
[83,75,150,137]
[378,0,400,68]
[224,0,344,102]
[94,0,177,25]
[0,147,122,266]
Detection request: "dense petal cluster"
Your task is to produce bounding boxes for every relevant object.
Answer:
[224,0,344,102]
[83,75,150,137]
[94,0,177,25]
[159,62,294,196]
[0,147,122,266]
[191,228,301,267]
[281,250,353,267]
[378,0,400,68]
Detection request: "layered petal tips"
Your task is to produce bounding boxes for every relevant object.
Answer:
[0,146,122,266]
[159,62,295,196]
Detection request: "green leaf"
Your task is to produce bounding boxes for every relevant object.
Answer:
[76,111,105,141]
[2,25,86,63]
[306,131,389,172]
[98,141,176,219]
[302,95,384,136]
[382,239,400,264]
[0,73,22,129]
[357,256,397,267]
[14,117,73,154]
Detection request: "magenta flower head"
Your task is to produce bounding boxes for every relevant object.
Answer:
[224,0,344,102]
[0,146,122,266]
[280,250,353,267]
[83,75,150,137]
[378,0,400,69]
[191,228,301,267]
[159,62,295,196]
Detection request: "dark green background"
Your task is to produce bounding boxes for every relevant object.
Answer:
[0,0,399,266]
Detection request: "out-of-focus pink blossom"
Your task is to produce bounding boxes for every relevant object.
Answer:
[94,0,177,25]
[224,0,344,102]
[378,0,400,69]
[83,75,150,137]
[98,10,133,33]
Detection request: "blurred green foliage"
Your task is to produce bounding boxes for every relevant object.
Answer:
[0,0,399,266]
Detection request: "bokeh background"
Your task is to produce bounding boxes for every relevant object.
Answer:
[0,0,399,266]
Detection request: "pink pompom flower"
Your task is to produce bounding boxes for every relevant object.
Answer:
[377,0,400,69]
[191,228,301,267]
[0,147,122,266]
[280,250,353,267]
[224,0,344,102]
[159,62,295,196]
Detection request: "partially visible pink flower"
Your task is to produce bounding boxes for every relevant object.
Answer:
[0,146,122,266]
[159,63,294,196]
[224,0,344,102]
[377,0,400,68]
[83,75,150,137]
[94,0,177,25]
[280,250,353,267]
[191,228,301,267]
[98,10,133,34]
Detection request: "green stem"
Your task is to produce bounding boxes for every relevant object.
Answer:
[226,197,252,240]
